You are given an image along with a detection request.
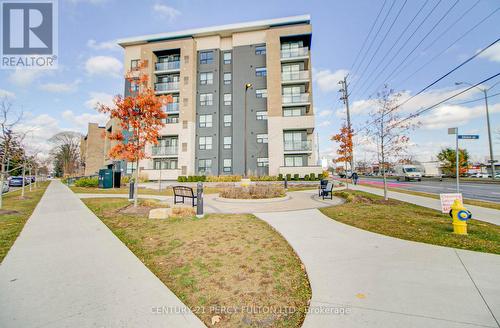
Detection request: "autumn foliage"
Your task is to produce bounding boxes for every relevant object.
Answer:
[332,123,353,165]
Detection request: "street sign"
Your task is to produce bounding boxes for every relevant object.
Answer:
[458,135,479,140]
[448,128,458,135]
[440,193,463,214]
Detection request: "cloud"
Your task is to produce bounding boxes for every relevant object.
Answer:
[85,56,123,77]
[153,3,181,21]
[478,42,500,62]
[87,39,121,51]
[317,109,333,117]
[85,92,115,109]
[39,80,81,93]
[8,69,50,87]
[418,103,500,130]
[17,114,62,154]
[62,110,108,129]
[0,89,15,98]
[317,120,332,127]
[313,68,349,92]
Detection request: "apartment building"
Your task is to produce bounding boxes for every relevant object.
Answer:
[117,15,321,180]
[80,123,105,176]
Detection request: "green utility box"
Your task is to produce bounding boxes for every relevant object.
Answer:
[98,169,113,189]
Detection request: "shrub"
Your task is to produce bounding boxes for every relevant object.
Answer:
[171,206,196,217]
[310,173,316,181]
[187,176,194,182]
[177,176,187,182]
[249,175,278,181]
[278,173,284,181]
[304,174,310,181]
[220,185,286,199]
[74,177,98,188]
[286,173,292,181]
[138,172,149,182]
[121,175,131,184]
[206,175,242,182]
[321,171,330,179]
[293,174,300,181]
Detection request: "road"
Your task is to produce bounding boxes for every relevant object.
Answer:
[357,177,500,203]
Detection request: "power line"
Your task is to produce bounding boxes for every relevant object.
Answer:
[450,91,500,106]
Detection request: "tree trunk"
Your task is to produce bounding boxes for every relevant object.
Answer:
[0,162,5,209]
[21,163,26,198]
[133,159,139,207]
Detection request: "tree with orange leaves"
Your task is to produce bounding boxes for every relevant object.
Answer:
[98,60,172,207]
[332,122,353,188]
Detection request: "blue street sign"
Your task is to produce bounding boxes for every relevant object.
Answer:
[458,135,479,140]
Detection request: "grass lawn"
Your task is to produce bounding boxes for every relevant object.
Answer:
[320,191,500,255]
[83,198,311,327]
[70,185,222,195]
[0,182,50,262]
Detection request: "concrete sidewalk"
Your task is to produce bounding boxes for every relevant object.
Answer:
[350,184,500,225]
[0,180,204,328]
[256,209,500,328]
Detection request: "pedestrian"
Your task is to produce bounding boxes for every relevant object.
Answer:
[352,172,359,185]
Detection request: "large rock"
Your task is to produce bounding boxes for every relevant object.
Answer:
[148,208,172,219]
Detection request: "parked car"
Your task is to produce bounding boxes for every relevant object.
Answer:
[2,181,9,194]
[9,176,24,187]
[473,173,490,178]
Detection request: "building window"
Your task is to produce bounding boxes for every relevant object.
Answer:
[198,159,212,174]
[223,159,232,172]
[285,155,304,167]
[130,81,139,92]
[224,93,232,106]
[256,133,268,144]
[255,45,266,55]
[199,136,212,150]
[256,89,267,98]
[223,136,232,149]
[199,114,212,128]
[256,67,267,77]
[200,72,213,85]
[257,157,269,167]
[256,110,268,120]
[223,72,232,85]
[283,108,304,117]
[223,52,232,64]
[200,93,213,106]
[200,51,213,64]
[153,158,178,170]
[224,114,232,127]
[131,59,139,70]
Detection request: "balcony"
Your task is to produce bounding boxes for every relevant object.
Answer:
[151,146,178,156]
[284,140,312,152]
[155,81,179,94]
[280,47,309,62]
[282,93,310,106]
[164,116,179,124]
[155,61,180,73]
[281,70,310,84]
[163,102,180,113]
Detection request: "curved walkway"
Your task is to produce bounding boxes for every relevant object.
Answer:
[256,209,500,328]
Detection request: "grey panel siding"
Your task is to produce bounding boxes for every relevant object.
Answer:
[219,50,233,174]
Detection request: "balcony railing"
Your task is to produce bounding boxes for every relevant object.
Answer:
[155,61,180,71]
[163,102,179,113]
[164,116,179,124]
[282,93,310,104]
[281,70,309,82]
[281,47,309,59]
[155,81,179,92]
[151,146,178,156]
[284,140,312,151]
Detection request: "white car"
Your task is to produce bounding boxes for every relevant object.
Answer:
[473,173,490,178]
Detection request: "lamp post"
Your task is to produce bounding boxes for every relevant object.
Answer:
[455,81,496,179]
[244,83,253,178]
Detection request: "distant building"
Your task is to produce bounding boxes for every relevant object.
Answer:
[80,123,105,176]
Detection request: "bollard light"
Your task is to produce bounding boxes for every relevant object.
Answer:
[196,181,204,218]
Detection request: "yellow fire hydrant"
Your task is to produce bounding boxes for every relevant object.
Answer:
[449,199,471,235]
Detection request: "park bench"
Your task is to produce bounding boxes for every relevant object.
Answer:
[172,186,197,207]
[320,182,334,200]
[318,179,328,196]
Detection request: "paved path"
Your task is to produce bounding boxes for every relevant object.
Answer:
[256,209,500,328]
[350,184,500,226]
[0,180,204,328]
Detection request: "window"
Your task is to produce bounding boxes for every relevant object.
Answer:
[199,114,212,128]
[131,59,139,69]
[256,67,267,77]
[257,133,268,144]
[223,72,232,85]
[224,93,232,106]
[255,45,266,55]
[153,158,178,170]
[257,157,269,167]
[256,111,268,120]
[284,131,305,151]
[224,114,232,127]
[198,159,212,174]
[223,159,232,172]
[199,136,213,150]
[285,155,304,167]
[200,72,213,85]
[283,108,304,117]
[256,89,267,98]
[223,52,232,64]
[200,51,213,64]
[223,136,232,149]
[200,93,213,106]
[130,81,139,92]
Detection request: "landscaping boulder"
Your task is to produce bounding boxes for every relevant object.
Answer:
[148,208,172,219]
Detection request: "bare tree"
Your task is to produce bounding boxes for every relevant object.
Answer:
[49,131,82,177]
[366,85,417,200]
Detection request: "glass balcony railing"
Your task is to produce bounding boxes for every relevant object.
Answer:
[164,116,179,124]
[155,61,180,71]
[155,81,179,92]
[281,47,309,59]
[151,146,178,156]
[282,93,310,104]
[281,70,310,82]
[163,102,179,112]
[283,140,312,151]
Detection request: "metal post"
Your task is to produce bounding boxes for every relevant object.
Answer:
[29,167,32,192]
[196,181,203,218]
[21,162,26,198]
[484,89,496,179]
[456,131,460,193]
[284,175,288,189]
[244,84,249,178]
[129,181,134,201]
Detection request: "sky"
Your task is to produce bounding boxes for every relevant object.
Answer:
[1,0,499,164]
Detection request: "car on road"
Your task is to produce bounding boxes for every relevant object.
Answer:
[472,173,490,178]
[395,165,422,182]
[9,176,25,187]
[2,181,9,194]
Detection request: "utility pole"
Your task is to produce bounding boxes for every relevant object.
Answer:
[483,89,496,179]
[339,75,354,174]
